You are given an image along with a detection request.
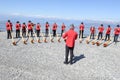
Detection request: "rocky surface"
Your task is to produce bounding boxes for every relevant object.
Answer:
[0,32,120,80]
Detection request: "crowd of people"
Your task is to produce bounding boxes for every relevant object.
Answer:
[6,20,66,39]
[5,20,120,65]
[6,20,120,42]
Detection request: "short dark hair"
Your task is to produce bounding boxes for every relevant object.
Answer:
[8,20,10,22]
[108,25,110,27]
[28,20,31,23]
[16,21,19,23]
[81,22,83,24]
[101,24,103,26]
[117,25,119,27]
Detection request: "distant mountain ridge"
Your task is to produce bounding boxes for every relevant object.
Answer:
[0,14,120,32]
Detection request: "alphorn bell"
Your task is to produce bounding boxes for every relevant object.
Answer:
[44,37,47,43]
[28,33,34,44]
[31,39,34,43]
[57,33,61,43]
[49,27,54,43]
[21,32,27,44]
[58,38,61,43]
[79,31,83,43]
[11,30,16,45]
[96,35,105,46]
[103,38,111,47]
[91,35,97,45]
[86,35,90,44]
[96,41,100,46]
[51,38,54,42]
[34,32,40,43]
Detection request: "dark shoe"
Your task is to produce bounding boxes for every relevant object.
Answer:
[64,61,68,64]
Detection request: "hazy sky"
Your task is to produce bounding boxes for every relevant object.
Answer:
[0,0,120,21]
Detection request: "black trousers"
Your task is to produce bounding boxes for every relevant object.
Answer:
[97,32,103,40]
[45,29,49,37]
[36,30,40,37]
[105,34,110,41]
[65,45,74,64]
[79,30,84,38]
[16,30,20,38]
[28,29,33,37]
[90,33,95,39]
[53,30,56,37]
[22,29,26,37]
[61,30,64,36]
[114,34,119,42]
[7,30,12,39]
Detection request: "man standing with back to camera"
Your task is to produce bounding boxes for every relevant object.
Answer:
[62,24,78,65]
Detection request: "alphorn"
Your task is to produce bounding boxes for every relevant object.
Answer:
[57,30,65,43]
[96,36,105,46]
[49,27,54,42]
[41,29,47,43]
[33,32,40,43]
[27,32,34,43]
[11,30,16,45]
[91,35,98,45]
[103,37,112,47]
[86,35,90,44]
[21,31,27,44]
[57,31,61,43]
[79,31,83,43]
[96,39,102,46]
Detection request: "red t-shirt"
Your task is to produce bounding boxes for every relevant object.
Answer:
[106,27,111,34]
[90,27,95,33]
[61,24,66,30]
[62,29,78,47]
[22,24,26,29]
[79,24,84,30]
[45,24,49,29]
[28,23,32,30]
[36,24,41,30]
[6,22,11,30]
[52,24,57,30]
[114,27,120,35]
[98,26,104,32]
[16,23,21,30]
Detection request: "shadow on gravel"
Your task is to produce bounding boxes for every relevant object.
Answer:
[73,54,85,64]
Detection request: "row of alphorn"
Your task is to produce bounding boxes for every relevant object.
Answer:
[10,30,112,47]
[10,28,62,45]
[84,35,112,47]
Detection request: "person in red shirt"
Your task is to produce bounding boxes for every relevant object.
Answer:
[45,22,49,37]
[6,20,12,39]
[22,22,27,37]
[52,23,57,37]
[15,21,21,38]
[36,23,41,37]
[27,21,33,37]
[62,24,78,65]
[105,25,111,41]
[90,26,95,39]
[97,24,104,40]
[114,25,120,42]
[79,22,85,38]
[61,23,66,36]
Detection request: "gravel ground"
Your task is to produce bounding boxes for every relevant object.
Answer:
[0,31,120,80]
